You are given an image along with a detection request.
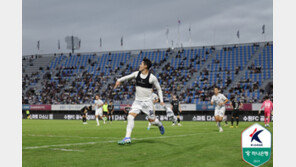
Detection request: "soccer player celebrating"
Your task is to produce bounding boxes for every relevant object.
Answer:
[114,58,165,145]
[259,96,273,127]
[147,91,159,130]
[93,95,104,126]
[108,101,114,123]
[80,105,91,124]
[210,87,229,132]
[171,95,182,126]
[229,96,243,128]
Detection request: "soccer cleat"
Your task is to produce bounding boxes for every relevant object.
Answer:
[236,126,239,128]
[266,124,270,127]
[178,123,182,126]
[147,126,150,130]
[118,137,131,145]
[172,123,175,126]
[230,126,234,128]
[97,124,100,126]
[219,128,223,132]
[159,125,165,135]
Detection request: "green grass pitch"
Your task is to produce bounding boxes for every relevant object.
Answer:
[22,120,273,167]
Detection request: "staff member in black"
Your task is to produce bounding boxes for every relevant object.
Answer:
[108,101,114,122]
[81,105,91,124]
[230,97,243,128]
[171,95,182,126]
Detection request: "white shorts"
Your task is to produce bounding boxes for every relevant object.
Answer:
[214,107,226,117]
[130,100,155,120]
[95,109,103,116]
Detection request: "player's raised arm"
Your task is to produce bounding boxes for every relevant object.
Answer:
[114,71,138,89]
[152,76,164,105]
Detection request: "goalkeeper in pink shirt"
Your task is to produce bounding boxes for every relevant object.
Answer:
[259,96,273,127]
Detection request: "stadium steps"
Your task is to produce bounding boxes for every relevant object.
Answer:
[23,56,56,92]
[224,44,265,94]
[23,56,55,76]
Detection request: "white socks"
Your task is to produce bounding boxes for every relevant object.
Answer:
[125,115,135,138]
[148,122,151,128]
[96,117,99,125]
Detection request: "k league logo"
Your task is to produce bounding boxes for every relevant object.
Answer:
[249,128,263,146]
[241,123,272,167]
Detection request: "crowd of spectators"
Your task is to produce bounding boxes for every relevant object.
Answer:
[22,44,273,105]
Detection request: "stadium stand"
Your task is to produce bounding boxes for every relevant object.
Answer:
[22,41,273,105]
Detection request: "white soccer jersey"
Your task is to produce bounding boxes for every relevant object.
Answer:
[211,93,227,110]
[117,71,163,102]
[94,99,103,111]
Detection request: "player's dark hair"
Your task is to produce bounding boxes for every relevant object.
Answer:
[142,57,152,69]
[214,86,220,90]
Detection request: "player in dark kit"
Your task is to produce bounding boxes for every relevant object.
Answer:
[107,101,114,123]
[230,97,243,128]
[81,105,91,124]
[124,105,131,122]
[171,95,182,126]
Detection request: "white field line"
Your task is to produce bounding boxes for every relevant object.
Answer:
[23,131,231,150]
[50,148,84,152]
[25,134,119,139]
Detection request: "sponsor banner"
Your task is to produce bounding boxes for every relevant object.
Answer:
[197,103,252,111]
[196,104,214,111]
[154,103,196,111]
[51,104,87,111]
[22,105,30,110]
[242,115,273,122]
[252,103,263,111]
[24,112,272,122]
[119,104,131,111]
[30,105,51,111]
[30,114,53,119]
[119,103,196,111]
[225,103,252,111]
[52,104,121,111]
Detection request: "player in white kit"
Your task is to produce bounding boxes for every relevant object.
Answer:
[147,91,160,130]
[165,105,178,126]
[114,58,165,145]
[93,95,104,126]
[210,87,229,132]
